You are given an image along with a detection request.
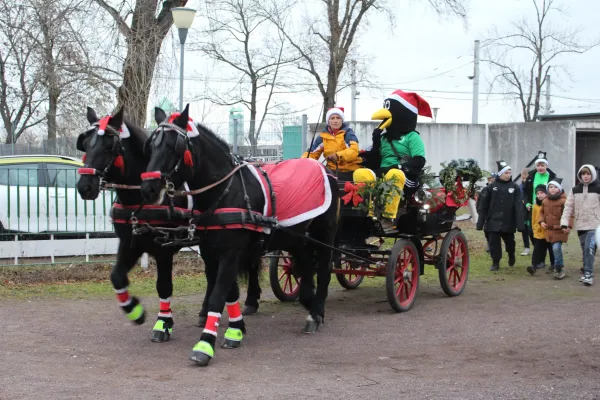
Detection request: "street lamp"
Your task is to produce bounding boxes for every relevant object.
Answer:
[171,7,196,111]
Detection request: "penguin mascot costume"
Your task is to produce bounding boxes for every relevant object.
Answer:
[354,89,433,232]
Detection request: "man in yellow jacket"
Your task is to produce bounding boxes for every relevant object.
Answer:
[303,107,361,181]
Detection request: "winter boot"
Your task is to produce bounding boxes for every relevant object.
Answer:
[508,253,516,267]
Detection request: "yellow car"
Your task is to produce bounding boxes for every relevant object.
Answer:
[0,155,115,236]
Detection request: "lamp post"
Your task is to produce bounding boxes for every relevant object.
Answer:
[171,7,196,112]
[432,107,439,123]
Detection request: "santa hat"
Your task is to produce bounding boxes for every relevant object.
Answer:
[497,160,511,176]
[534,151,548,166]
[387,90,433,118]
[97,115,130,139]
[326,107,345,123]
[547,177,563,192]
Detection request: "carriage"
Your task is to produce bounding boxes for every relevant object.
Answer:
[266,173,472,313]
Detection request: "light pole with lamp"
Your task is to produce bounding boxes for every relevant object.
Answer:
[171,7,196,112]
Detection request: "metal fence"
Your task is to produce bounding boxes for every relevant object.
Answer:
[0,117,311,160]
[0,167,116,238]
[0,137,83,158]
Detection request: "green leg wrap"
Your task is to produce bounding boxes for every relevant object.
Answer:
[152,320,173,334]
[224,327,244,342]
[192,340,214,358]
[127,303,145,321]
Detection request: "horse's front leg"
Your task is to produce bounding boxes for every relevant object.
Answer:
[151,251,175,343]
[222,279,246,349]
[111,239,145,324]
[190,251,242,366]
[197,243,218,327]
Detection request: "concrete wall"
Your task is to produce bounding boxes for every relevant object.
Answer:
[487,121,577,190]
[308,122,487,174]
[306,120,600,191]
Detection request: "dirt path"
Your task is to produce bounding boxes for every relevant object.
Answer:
[2,276,600,400]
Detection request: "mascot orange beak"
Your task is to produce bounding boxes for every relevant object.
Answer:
[371,108,392,130]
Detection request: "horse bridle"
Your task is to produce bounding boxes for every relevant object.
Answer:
[77,122,129,190]
[141,122,193,197]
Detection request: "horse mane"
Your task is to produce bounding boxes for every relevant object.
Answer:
[194,122,231,157]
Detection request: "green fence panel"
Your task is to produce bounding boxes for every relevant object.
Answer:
[282,125,302,160]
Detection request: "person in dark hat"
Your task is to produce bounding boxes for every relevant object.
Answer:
[522,151,556,237]
[477,172,498,252]
[476,160,525,271]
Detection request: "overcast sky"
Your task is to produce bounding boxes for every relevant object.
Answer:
[153,0,600,127]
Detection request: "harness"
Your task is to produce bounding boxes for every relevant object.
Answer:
[77,122,141,191]
[137,121,279,247]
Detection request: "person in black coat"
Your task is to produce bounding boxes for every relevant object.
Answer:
[476,160,525,271]
[476,173,497,252]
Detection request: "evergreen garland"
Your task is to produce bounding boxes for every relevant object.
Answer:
[356,175,403,219]
[439,158,488,204]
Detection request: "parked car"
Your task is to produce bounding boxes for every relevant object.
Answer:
[0,155,116,238]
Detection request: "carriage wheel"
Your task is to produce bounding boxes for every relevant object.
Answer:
[335,256,365,290]
[269,251,301,302]
[386,239,420,312]
[437,230,470,296]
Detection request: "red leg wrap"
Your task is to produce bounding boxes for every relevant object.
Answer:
[226,301,242,322]
[115,288,131,306]
[203,312,221,337]
[158,298,172,318]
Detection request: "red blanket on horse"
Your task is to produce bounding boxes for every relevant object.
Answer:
[250,158,332,227]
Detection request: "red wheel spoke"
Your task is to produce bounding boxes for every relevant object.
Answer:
[403,280,410,300]
[396,281,404,300]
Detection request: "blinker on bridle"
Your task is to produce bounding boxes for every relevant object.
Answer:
[140,121,195,196]
[77,116,126,185]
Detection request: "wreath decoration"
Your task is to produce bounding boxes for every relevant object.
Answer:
[439,158,487,205]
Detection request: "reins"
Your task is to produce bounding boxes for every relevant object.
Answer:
[171,162,261,197]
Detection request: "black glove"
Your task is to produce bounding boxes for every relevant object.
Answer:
[372,128,383,150]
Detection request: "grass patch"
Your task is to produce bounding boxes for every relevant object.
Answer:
[1,220,595,301]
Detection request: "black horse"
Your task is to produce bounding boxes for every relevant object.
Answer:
[75,106,261,342]
[140,105,340,366]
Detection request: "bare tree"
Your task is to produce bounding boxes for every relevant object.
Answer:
[91,0,188,126]
[191,0,300,152]
[0,3,47,144]
[483,0,599,122]
[265,0,467,121]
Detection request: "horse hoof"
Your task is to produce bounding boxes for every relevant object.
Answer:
[222,327,243,349]
[132,310,146,325]
[151,330,171,343]
[302,316,322,334]
[222,339,241,349]
[190,340,214,366]
[197,315,206,327]
[242,305,258,316]
[190,351,212,366]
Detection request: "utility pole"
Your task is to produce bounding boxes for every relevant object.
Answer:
[351,60,357,121]
[545,73,552,115]
[470,40,480,124]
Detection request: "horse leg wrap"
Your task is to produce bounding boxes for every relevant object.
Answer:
[190,340,215,366]
[203,312,221,337]
[152,298,174,342]
[115,288,145,325]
